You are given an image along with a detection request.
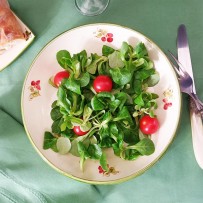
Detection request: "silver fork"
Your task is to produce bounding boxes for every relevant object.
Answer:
[168,51,203,114]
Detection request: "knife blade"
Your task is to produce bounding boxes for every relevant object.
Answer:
[177,24,203,169]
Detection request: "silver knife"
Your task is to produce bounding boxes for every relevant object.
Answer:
[177,24,203,169]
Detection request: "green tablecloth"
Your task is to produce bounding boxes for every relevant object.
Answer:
[1,0,203,202]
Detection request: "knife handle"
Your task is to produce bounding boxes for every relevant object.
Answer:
[190,104,203,169]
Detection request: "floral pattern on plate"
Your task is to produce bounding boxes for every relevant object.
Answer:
[162,88,173,110]
[98,165,119,176]
[94,28,114,42]
[29,80,41,100]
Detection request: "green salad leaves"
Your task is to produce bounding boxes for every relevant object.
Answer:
[43,42,160,172]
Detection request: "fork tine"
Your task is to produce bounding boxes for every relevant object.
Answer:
[168,51,186,74]
[168,59,180,75]
[167,52,181,75]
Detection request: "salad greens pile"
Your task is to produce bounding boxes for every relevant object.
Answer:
[43,41,160,172]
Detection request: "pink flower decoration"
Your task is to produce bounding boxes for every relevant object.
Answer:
[101,36,106,42]
[163,98,172,110]
[105,32,113,42]
[31,80,41,90]
[29,80,41,100]
[94,29,114,43]
[98,164,109,174]
[98,166,104,174]
[98,165,119,176]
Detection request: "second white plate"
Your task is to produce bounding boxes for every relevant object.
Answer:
[0,13,35,72]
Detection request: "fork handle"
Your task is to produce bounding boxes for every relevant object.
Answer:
[190,98,203,120]
[190,107,203,169]
[190,93,203,110]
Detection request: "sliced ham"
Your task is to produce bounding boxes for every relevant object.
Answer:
[0,0,29,53]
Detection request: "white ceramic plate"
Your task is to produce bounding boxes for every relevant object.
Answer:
[0,13,35,72]
[21,23,181,184]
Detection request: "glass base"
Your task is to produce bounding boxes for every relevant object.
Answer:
[75,0,110,16]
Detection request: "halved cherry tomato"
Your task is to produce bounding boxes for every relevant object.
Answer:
[139,115,159,135]
[53,71,70,87]
[93,75,113,93]
[73,126,89,136]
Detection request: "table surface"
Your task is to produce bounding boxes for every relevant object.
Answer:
[1,0,203,202]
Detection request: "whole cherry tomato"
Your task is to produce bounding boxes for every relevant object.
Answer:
[93,75,113,93]
[139,115,159,135]
[53,71,70,87]
[73,126,89,136]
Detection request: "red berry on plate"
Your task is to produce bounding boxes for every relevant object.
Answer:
[35,80,40,85]
[98,166,104,173]
[31,81,36,86]
[35,85,41,90]
[107,37,113,42]
[101,37,106,42]
[168,102,172,107]
[106,33,113,38]
[163,103,168,110]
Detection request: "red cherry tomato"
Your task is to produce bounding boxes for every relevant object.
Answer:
[54,71,70,87]
[139,115,159,135]
[93,75,113,93]
[73,126,88,136]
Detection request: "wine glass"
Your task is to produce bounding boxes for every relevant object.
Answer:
[75,0,110,16]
